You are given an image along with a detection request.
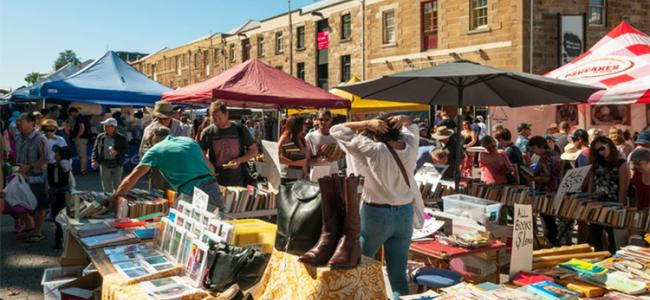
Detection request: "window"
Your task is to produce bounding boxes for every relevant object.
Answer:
[275,31,284,54]
[229,44,236,62]
[470,0,488,30]
[382,10,396,45]
[341,14,352,40]
[194,52,199,68]
[175,56,181,75]
[340,55,351,82]
[421,1,438,50]
[257,35,265,57]
[296,26,305,49]
[296,62,305,80]
[588,0,606,26]
[204,51,210,75]
[214,48,219,64]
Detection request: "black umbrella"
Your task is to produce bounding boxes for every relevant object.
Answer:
[338,60,603,189]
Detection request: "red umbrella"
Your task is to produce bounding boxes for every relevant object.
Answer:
[162,59,350,109]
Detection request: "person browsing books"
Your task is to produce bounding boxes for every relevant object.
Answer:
[305,109,339,176]
[198,101,258,187]
[110,127,223,210]
[278,115,310,181]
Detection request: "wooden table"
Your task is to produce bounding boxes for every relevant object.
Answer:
[409,240,507,283]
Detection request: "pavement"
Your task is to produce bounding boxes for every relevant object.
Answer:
[0,172,103,300]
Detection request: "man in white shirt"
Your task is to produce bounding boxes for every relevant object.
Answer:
[306,109,339,176]
[476,115,488,141]
[330,114,422,297]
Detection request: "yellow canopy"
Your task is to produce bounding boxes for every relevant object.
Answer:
[288,76,429,116]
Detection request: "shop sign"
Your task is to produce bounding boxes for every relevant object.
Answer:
[561,56,635,80]
[559,15,585,66]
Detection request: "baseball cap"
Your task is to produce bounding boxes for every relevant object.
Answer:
[101,118,118,127]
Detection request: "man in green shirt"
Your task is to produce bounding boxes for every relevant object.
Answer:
[110,127,223,210]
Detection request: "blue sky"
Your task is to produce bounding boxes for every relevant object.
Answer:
[0,0,316,89]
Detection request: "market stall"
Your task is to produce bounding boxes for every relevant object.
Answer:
[493,21,650,135]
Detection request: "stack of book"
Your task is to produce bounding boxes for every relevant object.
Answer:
[80,232,139,249]
[117,189,170,219]
[219,185,277,213]
[75,222,117,238]
[281,142,305,161]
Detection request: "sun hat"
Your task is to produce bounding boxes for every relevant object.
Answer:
[146,101,175,118]
[561,143,581,161]
[41,119,59,129]
[100,118,118,127]
[432,126,454,140]
[635,130,650,145]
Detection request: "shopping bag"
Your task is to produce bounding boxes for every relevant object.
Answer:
[4,174,37,210]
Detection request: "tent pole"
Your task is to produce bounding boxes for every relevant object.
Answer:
[455,82,464,192]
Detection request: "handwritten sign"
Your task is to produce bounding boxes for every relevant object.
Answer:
[193,187,209,212]
[510,204,533,277]
[552,165,591,214]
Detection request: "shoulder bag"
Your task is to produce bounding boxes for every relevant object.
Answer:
[274,179,322,255]
[384,142,425,229]
[203,241,270,292]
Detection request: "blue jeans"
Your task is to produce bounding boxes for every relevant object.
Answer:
[360,202,413,296]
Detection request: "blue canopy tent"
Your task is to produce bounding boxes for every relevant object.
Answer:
[41,51,172,106]
[9,63,82,102]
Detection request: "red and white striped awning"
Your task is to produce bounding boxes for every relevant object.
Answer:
[546,22,650,105]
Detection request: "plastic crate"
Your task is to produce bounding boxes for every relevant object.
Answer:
[41,266,84,300]
[231,218,277,253]
[443,194,502,225]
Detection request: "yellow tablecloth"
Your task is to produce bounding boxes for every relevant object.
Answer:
[254,249,386,299]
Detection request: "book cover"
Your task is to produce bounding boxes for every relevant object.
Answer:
[527,281,579,300]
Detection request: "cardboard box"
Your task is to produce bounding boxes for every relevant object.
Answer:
[58,272,102,300]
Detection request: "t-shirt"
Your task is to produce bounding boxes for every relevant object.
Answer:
[102,137,115,160]
[515,135,530,154]
[70,115,90,139]
[416,145,436,172]
[305,130,338,174]
[140,136,213,194]
[45,135,68,164]
[503,143,528,185]
[199,123,254,187]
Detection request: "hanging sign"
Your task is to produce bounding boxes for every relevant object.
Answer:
[317,31,329,50]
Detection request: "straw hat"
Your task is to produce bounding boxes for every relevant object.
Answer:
[146,101,175,118]
[432,126,454,140]
[41,119,59,129]
[561,143,581,161]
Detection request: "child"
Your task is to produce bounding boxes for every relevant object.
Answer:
[48,145,72,249]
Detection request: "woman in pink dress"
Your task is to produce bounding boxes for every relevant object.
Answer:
[479,136,514,185]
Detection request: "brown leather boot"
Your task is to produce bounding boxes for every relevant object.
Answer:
[328,175,363,268]
[299,176,342,266]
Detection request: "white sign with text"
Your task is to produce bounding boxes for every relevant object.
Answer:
[552,165,591,214]
[193,187,209,211]
[510,204,534,277]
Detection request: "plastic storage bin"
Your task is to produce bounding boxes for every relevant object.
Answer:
[231,218,277,253]
[443,194,502,225]
[41,266,84,300]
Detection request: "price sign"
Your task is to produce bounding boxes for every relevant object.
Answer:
[193,187,209,212]
[510,204,533,277]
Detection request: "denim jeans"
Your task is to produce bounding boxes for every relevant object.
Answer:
[360,202,413,296]
[100,163,123,193]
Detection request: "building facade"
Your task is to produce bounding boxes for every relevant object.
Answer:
[132,0,650,93]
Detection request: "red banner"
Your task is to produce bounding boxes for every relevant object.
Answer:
[317,31,329,50]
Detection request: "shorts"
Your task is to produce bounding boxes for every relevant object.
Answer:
[3,203,32,218]
[29,182,49,211]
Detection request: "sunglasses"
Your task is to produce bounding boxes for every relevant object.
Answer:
[43,129,55,132]
[596,146,607,152]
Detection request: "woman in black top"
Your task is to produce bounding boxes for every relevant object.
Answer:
[587,136,630,253]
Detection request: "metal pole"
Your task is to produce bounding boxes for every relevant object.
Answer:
[361,0,366,80]
[288,0,294,75]
[455,80,464,191]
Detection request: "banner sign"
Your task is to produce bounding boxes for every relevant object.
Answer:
[559,15,585,66]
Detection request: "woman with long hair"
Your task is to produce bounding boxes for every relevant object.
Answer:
[278,116,310,181]
[460,120,478,177]
[588,136,630,253]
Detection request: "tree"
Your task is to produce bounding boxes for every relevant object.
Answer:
[24,72,41,85]
[54,50,81,70]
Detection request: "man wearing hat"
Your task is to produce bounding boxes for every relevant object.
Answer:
[92,118,128,193]
[515,123,532,159]
[140,101,190,190]
[628,130,650,172]
[432,126,460,180]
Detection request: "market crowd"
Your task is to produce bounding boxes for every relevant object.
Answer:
[3,102,650,296]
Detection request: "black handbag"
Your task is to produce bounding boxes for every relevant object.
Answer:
[274,180,322,255]
[203,241,270,292]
